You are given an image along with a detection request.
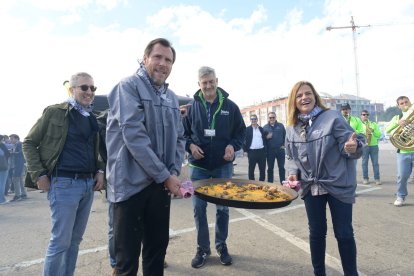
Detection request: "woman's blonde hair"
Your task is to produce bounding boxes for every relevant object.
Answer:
[286,81,328,126]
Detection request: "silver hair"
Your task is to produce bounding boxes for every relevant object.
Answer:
[198,66,216,79]
[69,72,93,87]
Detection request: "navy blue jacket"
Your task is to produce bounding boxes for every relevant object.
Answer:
[183,88,246,170]
[263,122,286,150]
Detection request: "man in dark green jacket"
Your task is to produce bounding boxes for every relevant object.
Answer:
[23,72,105,276]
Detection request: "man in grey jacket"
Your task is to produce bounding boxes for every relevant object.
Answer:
[106,38,185,276]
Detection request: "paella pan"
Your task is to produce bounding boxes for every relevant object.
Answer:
[192,178,298,209]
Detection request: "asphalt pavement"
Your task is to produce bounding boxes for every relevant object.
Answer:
[1,141,413,276]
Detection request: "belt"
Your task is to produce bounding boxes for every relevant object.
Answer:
[55,171,94,179]
[250,148,265,151]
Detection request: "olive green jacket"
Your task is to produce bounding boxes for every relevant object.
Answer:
[22,102,105,189]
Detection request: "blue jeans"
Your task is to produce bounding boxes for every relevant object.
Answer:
[190,162,233,251]
[0,169,8,203]
[266,148,286,183]
[108,201,116,268]
[361,145,380,180]
[43,177,95,276]
[396,152,414,199]
[304,193,358,276]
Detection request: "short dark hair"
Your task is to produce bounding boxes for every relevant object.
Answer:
[9,134,19,140]
[341,103,351,110]
[361,109,369,114]
[396,96,409,104]
[144,38,176,64]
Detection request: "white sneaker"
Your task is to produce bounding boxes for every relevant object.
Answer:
[394,197,405,207]
[362,179,369,184]
[375,180,381,185]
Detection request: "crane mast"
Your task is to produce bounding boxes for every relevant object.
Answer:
[327,16,371,112]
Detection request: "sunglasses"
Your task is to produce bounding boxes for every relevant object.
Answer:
[361,114,369,116]
[77,85,97,92]
[269,117,275,119]
[250,118,257,120]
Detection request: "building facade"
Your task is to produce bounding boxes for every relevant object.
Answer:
[240,93,384,126]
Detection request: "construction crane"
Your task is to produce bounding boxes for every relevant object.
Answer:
[326,16,371,112]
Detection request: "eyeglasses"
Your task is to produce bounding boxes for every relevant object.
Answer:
[361,114,369,116]
[269,117,275,119]
[250,118,257,121]
[77,85,97,92]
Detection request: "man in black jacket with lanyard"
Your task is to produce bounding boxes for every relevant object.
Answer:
[183,66,246,269]
[244,114,266,181]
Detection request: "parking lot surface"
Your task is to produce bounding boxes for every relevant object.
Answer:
[1,142,413,276]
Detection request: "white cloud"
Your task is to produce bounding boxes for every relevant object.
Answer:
[28,0,93,11]
[228,5,267,33]
[60,13,82,25]
[96,0,126,10]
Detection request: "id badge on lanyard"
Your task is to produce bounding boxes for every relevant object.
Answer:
[204,129,216,137]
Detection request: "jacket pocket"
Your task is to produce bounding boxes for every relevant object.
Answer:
[45,118,64,139]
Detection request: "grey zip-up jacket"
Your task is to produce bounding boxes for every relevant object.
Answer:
[285,110,363,204]
[106,72,185,203]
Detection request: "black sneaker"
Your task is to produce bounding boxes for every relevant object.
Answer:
[217,244,232,265]
[191,247,211,268]
[9,196,21,202]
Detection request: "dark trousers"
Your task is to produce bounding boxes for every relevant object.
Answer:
[266,148,286,183]
[247,148,266,181]
[304,193,358,276]
[113,183,170,276]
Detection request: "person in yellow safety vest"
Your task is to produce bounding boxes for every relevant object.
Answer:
[340,103,364,135]
[359,110,382,185]
[385,96,414,207]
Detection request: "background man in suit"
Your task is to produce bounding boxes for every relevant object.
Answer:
[244,114,266,181]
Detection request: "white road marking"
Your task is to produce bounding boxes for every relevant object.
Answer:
[235,208,346,274]
[2,187,376,274]
[356,187,382,194]
[267,203,304,215]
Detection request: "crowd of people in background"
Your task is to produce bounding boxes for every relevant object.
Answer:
[0,134,27,205]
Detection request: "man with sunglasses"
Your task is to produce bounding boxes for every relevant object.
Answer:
[360,110,382,185]
[106,38,185,275]
[23,72,105,276]
[263,112,286,183]
[244,114,266,181]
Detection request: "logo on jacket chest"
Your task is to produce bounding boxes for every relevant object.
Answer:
[220,110,229,116]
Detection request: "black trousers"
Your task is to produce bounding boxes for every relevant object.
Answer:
[113,183,170,276]
[247,148,266,181]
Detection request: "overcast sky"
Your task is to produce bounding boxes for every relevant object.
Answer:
[1,0,414,137]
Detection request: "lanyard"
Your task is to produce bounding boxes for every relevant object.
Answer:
[199,90,224,129]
